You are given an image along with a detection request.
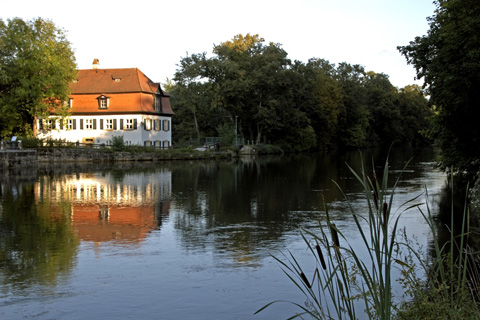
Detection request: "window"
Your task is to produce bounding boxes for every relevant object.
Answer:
[105,119,114,130]
[120,119,137,130]
[154,95,161,112]
[65,119,74,130]
[44,119,55,130]
[154,119,160,131]
[125,119,134,130]
[163,119,170,131]
[144,118,152,131]
[97,95,109,109]
[85,119,94,130]
[64,98,73,108]
[163,140,170,148]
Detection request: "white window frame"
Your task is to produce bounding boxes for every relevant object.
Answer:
[85,119,94,130]
[125,119,134,130]
[65,119,74,130]
[163,119,170,132]
[145,118,152,131]
[105,119,114,130]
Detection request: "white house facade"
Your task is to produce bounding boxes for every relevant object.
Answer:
[37,62,174,147]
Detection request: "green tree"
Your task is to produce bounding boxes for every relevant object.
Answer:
[293,59,342,150]
[0,17,77,139]
[335,63,369,148]
[173,33,314,151]
[398,0,480,173]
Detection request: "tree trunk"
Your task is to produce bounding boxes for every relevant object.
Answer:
[256,124,262,144]
[193,110,199,137]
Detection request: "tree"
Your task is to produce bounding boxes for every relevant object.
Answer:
[398,0,480,173]
[0,17,77,139]
[173,33,315,151]
[335,63,369,148]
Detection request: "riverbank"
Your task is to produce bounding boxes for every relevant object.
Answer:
[0,147,235,171]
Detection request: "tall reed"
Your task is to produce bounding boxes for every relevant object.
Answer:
[256,156,480,319]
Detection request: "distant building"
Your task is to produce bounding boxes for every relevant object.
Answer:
[37,59,174,147]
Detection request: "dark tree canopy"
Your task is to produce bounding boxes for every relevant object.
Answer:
[170,33,432,152]
[0,17,77,139]
[398,0,480,173]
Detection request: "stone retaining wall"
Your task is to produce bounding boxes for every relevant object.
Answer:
[0,150,37,169]
[1,148,232,171]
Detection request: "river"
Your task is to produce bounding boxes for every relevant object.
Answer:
[0,147,446,319]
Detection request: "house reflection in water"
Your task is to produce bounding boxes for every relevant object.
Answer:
[36,169,172,244]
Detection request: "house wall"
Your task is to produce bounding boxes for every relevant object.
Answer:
[37,114,172,147]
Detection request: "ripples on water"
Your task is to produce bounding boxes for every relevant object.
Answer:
[0,148,446,319]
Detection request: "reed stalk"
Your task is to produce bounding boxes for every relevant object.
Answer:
[256,156,480,319]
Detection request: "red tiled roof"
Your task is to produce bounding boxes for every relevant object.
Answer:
[69,68,174,115]
[71,68,161,94]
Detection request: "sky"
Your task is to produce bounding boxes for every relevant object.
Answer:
[1,0,436,88]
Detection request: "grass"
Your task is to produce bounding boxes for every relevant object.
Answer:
[256,154,480,319]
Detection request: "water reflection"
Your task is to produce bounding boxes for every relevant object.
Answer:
[0,148,447,319]
[38,168,173,244]
[0,182,78,291]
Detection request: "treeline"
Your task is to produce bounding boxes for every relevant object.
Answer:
[168,34,432,152]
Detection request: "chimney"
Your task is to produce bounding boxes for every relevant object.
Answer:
[92,58,100,69]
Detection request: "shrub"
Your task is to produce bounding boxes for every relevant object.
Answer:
[110,136,125,151]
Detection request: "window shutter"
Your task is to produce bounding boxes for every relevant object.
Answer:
[113,119,117,130]
[134,119,137,130]
[80,119,84,130]
[120,119,124,130]
[38,119,43,130]
[93,119,97,130]
[60,121,64,130]
[100,119,104,130]
[73,119,76,130]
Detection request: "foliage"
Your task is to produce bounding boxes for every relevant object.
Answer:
[0,17,77,139]
[216,123,235,147]
[395,173,480,319]
[19,136,44,149]
[171,34,433,152]
[257,157,480,319]
[109,135,126,151]
[398,0,480,173]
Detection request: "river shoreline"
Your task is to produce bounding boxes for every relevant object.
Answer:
[0,148,235,172]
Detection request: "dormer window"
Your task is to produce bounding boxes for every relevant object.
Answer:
[154,93,161,112]
[114,78,121,82]
[64,98,73,108]
[97,95,109,109]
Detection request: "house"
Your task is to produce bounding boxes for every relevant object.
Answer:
[37,60,174,148]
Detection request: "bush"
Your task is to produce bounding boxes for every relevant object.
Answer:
[19,137,43,149]
[109,136,125,151]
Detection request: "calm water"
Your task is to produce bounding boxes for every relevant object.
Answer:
[0,148,446,319]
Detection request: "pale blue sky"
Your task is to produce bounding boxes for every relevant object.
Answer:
[1,0,436,88]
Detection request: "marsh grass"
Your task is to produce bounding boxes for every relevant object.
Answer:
[256,155,480,319]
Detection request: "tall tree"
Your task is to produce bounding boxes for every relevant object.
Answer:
[335,63,369,148]
[0,17,77,138]
[398,0,480,172]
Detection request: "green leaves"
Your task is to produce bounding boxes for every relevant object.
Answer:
[0,17,77,139]
[398,0,480,174]
[171,33,433,151]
